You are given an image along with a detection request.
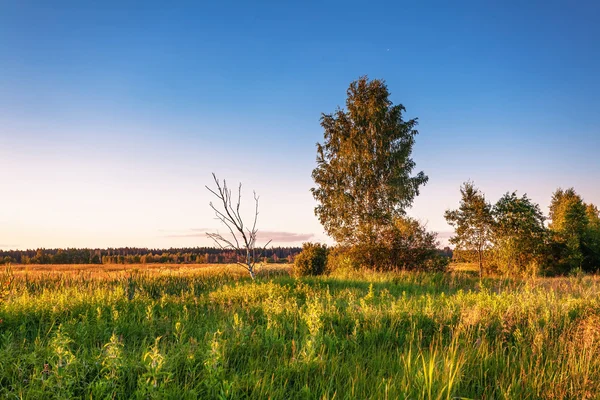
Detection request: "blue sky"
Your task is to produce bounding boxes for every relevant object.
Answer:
[1,1,599,249]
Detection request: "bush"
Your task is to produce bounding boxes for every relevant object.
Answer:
[293,243,329,277]
[325,218,450,274]
[326,246,360,276]
[349,217,449,272]
[422,254,451,272]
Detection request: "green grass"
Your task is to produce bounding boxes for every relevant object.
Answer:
[1,266,600,399]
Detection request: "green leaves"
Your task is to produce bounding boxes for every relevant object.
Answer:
[492,192,547,275]
[445,182,493,277]
[448,184,600,275]
[293,243,328,277]
[549,188,600,272]
[312,77,428,250]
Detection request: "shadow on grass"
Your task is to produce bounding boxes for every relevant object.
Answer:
[287,271,522,298]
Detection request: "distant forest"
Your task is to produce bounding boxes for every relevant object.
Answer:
[0,247,303,265]
[0,246,454,265]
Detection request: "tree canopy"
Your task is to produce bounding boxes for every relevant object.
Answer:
[311,76,428,250]
[444,181,493,278]
[548,188,600,272]
[492,192,547,275]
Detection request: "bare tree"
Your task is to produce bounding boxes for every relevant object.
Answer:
[205,173,271,280]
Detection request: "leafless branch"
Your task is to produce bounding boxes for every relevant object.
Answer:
[205,173,271,280]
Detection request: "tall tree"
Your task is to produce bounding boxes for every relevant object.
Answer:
[586,204,600,230]
[548,188,588,270]
[445,181,493,278]
[583,203,600,272]
[549,188,588,236]
[492,192,547,275]
[311,76,428,261]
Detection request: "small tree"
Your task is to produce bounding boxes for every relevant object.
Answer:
[293,243,328,277]
[445,181,493,278]
[548,188,588,271]
[381,217,449,272]
[205,173,271,280]
[492,192,547,275]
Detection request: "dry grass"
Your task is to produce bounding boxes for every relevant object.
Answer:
[448,262,479,272]
[9,263,292,280]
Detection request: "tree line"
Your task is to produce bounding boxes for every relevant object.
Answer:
[0,247,301,265]
[446,183,600,276]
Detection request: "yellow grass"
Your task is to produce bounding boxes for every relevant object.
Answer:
[9,263,292,280]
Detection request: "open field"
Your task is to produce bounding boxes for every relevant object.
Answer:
[7,263,291,280]
[2,264,600,399]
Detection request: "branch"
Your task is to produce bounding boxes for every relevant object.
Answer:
[252,239,273,268]
[205,173,272,279]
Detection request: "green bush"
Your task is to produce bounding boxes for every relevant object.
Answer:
[293,243,328,276]
[326,246,360,276]
[341,217,449,272]
[422,254,451,272]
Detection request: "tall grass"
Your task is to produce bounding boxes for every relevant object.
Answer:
[1,265,599,399]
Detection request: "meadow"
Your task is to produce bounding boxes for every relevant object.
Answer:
[1,263,600,399]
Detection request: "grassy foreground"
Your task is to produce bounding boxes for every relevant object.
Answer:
[1,264,600,399]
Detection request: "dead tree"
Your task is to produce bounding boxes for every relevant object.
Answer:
[205,173,271,280]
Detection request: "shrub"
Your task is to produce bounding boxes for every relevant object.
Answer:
[326,246,360,276]
[422,254,451,272]
[349,217,449,272]
[293,243,329,277]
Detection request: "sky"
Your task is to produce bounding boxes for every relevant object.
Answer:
[1,1,599,250]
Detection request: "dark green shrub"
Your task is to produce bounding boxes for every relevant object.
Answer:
[347,217,449,272]
[421,254,450,272]
[325,217,450,273]
[293,243,328,276]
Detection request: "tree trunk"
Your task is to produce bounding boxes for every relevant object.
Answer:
[478,245,483,280]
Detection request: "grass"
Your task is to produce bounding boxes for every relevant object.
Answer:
[1,264,600,399]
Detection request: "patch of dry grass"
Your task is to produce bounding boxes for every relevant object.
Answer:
[9,263,292,280]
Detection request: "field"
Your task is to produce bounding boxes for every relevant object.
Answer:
[1,264,600,399]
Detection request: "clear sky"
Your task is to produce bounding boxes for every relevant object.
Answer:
[1,1,599,250]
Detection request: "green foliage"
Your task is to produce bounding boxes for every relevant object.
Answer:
[325,246,360,276]
[348,217,448,272]
[491,192,548,276]
[446,186,599,276]
[584,204,600,271]
[549,188,589,235]
[445,181,493,277]
[548,188,600,273]
[323,218,448,273]
[293,242,329,276]
[0,247,300,265]
[0,256,14,265]
[3,269,600,398]
[311,76,428,253]
[549,188,588,270]
[381,217,448,272]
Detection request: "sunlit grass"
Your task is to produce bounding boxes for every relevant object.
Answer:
[1,264,600,398]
